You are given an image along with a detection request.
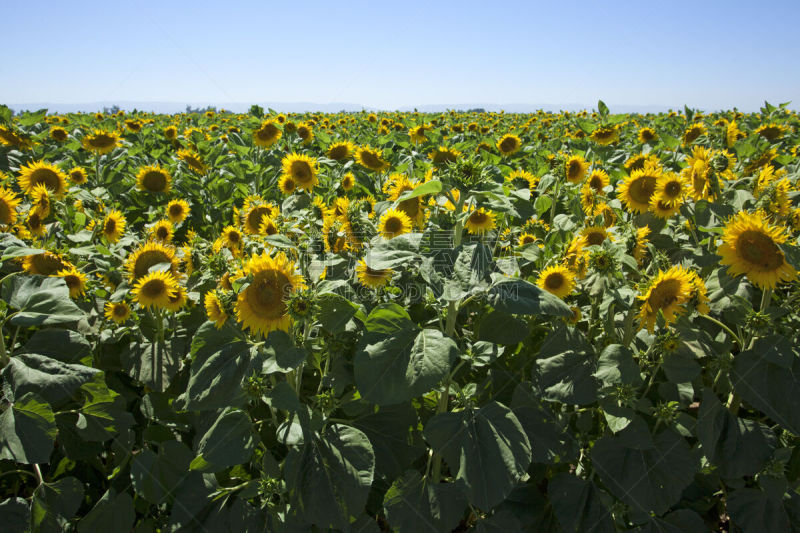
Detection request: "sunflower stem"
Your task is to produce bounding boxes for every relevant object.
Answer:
[548,178,561,225]
[698,314,742,349]
[33,464,43,486]
[621,301,638,347]
[0,321,8,369]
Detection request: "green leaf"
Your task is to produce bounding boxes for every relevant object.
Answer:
[180,321,251,411]
[262,330,307,373]
[0,498,29,533]
[477,310,529,344]
[120,339,181,392]
[697,388,775,478]
[731,336,800,434]
[533,325,598,405]
[22,329,91,363]
[2,353,99,409]
[362,303,415,334]
[383,470,467,533]
[727,488,790,533]
[511,382,578,464]
[597,100,609,118]
[424,401,531,509]
[0,392,57,464]
[487,279,572,317]
[191,408,257,472]
[284,424,375,530]
[592,429,698,515]
[0,104,12,124]
[354,328,458,405]
[131,440,194,504]
[630,510,708,533]
[351,403,425,481]
[17,108,47,126]
[77,488,135,533]
[5,276,84,327]
[75,373,135,441]
[548,473,615,533]
[317,293,358,334]
[593,344,643,386]
[31,476,84,533]
[395,180,442,202]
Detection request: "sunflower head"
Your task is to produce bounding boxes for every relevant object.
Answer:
[565,155,589,184]
[340,172,356,192]
[638,266,694,332]
[205,290,230,328]
[58,267,88,299]
[164,285,188,312]
[105,301,131,324]
[22,252,72,276]
[465,208,496,235]
[253,119,282,148]
[496,134,522,156]
[617,163,662,213]
[126,241,179,280]
[638,127,657,144]
[356,258,393,289]
[235,251,305,336]
[429,146,462,167]
[356,146,389,172]
[68,167,88,185]
[281,153,318,192]
[149,220,174,243]
[102,210,126,243]
[537,265,575,299]
[0,187,21,225]
[50,126,68,142]
[327,141,355,161]
[133,271,179,309]
[682,124,706,145]
[166,199,190,224]
[17,160,69,197]
[379,208,412,239]
[177,149,206,173]
[590,126,619,145]
[82,130,121,155]
[136,165,172,194]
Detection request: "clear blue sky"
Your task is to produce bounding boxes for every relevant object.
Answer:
[3,0,799,111]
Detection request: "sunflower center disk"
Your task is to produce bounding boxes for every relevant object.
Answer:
[384,217,403,234]
[737,231,784,270]
[545,273,564,290]
[246,272,291,319]
[142,172,167,191]
[135,251,171,278]
[630,176,657,205]
[290,161,312,183]
[31,169,59,191]
[648,279,682,311]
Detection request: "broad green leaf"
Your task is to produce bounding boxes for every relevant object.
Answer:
[354,328,458,405]
[477,310,529,344]
[351,403,425,481]
[534,326,598,405]
[591,429,698,515]
[317,293,358,333]
[424,401,531,509]
[75,373,134,441]
[191,408,257,472]
[22,329,91,363]
[395,180,442,202]
[383,470,467,533]
[593,344,643,386]
[630,510,708,533]
[597,100,609,118]
[362,303,415,333]
[262,330,307,373]
[727,488,789,533]
[511,382,578,464]
[731,336,800,435]
[180,321,251,411]
[17,108,47,126]
[284,424,375,530]
[0,393,57,464]
[120,339,182,392]
[2,353,99,409]
[697,388,775,478]
[494,484,562,533]
[131,440,193,504]
[487,279,572,317]
[5,276,85,327]
[548,473,615,533]
[77,488,135,533]
[0,497,29,533]
[31,476,84,533]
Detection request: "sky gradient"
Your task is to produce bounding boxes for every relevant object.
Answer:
[3,0,800,112]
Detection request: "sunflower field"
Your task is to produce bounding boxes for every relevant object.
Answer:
[1,100,800,532]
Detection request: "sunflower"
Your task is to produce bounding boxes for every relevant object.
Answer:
[617,163,661,213]
[102,210,126,243]
[126,241,179,280]
[682,124,706,145]
[465,208,496,235]
[274,174,295,195]
[50,126,68,142]
[726,121,746,148]
[149,220,174,243]
[26,210,47,236]
[582,226,610,247]
[166,199,189,223]
[22,252,72,276]
[327,141,355,161]
[632,226,651,264]
[30,185,51,218]
[133,271,178,309]
[754,166,791,218]
[356,145,389,172]
[518,232,537,246]
[259,215,279,236]
[164,125,178,140]
[136,165,172,193]
[17,160,69,197]
[650,198,681,219]
[506,169,538,190]
[624,153,659,172]
[638,127,657,143]
[205,290,229,328]
[638,266,694,332]
[385,174,426,227]
[355,258,393,288]
[341,172,356,191]
[281,153,318,192]
[82,130,120,154]
[252,119,282,148]
[241,199,278,234]
[409,125,428,144]
[537,265,575,299]
[322,216,349,253]
[718,211,797,289]
[0,187,21,225]
[68,167,88,185]
[564,235,589,278]
[164,285,188,312]
[755,123,787,141]
[177,149,206,173]
[565,155,589,184]
[105,301,131,324]
[429,146,461,167]
[590,126,619,145]
[379,208,412,239]
[586,169,609,194]
[58,267,87,298]
[0,126,33,149]
[296,122,314,143]
[220,225,244,250]
[235,251,305,336]
[496,134,522,156]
